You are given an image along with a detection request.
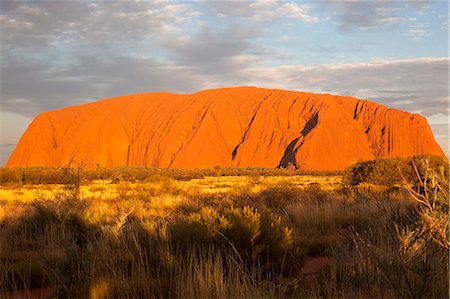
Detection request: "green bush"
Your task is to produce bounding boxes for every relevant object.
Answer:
[342,155,448,190]
[168,205,298,272]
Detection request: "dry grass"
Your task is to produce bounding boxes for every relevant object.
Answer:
[0,167,447,298]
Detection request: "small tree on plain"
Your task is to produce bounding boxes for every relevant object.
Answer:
[213,165,222,183]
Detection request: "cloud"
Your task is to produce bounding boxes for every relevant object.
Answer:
[0,0,207,117]
[0,0,199,50]
[316,1,430,31]
[3,50,447,119]
[1,1,446,119]
[405,23,431,39]
[1,54,206,117]
[209,1,318,23]
[0,111,32,165]
[237,57,449,116]
[406,28,431,39]
[1,1,300,119]
[1,1,447,162]
[428,123,449,155]
[162,24,258,70]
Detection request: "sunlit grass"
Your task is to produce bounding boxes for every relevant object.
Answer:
[0,166,447,298]
[0,175,340,205]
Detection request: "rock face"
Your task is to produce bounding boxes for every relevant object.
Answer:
[7,87,444,171]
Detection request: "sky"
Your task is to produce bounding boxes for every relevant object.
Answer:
[0,0,448,165]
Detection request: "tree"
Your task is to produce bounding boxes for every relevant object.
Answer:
[213,165,222,183]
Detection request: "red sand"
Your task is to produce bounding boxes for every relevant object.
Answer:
[7,87,444,170]
[0,287,54,299]
[300,256,334,275]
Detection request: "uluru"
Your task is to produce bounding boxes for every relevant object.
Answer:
[6,87,444,171]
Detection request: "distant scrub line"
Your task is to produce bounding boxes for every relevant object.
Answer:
[0,166,340,185]
[1,155,446,188]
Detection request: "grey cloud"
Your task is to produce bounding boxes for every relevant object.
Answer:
[3,52,447,120]
[0,1,264,118]
[0,143,16,166]
[207,1,253,18]
[163,24,258,71]
[1,54,204,117]
[0,0,198,50]
[1,47,261,118]
[429,123,449,154]
[208,1,318,23]
[316,1,426,31]
[239,58,449,116]
[1,0,447,159]
[431,124,449,141]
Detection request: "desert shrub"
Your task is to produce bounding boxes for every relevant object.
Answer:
[222,206,263,255]
[342,155,448,192]
[95,229,281,298]
[298,184,328,202]
[225,181,304,212]
[212,165,222,183]
[407,155,449,192]
[402,157,449,249]
[222,183,255,207]
[169,206,298,272]
[116,181,132,200]
[287,190,416,256]
[132,177,181,199]
[29,198,97,245]
[0,198,100,292]
[171,249,280,298]
[326,221,448,298]
[258,212,296,262]
[0,167,85,185]
[297,157,448,298]
[342,157,406,188]
[1,208,282,298]
[259,182,299,211]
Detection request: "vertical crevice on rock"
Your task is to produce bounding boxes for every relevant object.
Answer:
[278,138,300,168]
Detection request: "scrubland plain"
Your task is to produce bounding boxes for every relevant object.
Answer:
[0,156,448,298]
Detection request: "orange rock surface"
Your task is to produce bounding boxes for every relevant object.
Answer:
[6,87,444,171]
